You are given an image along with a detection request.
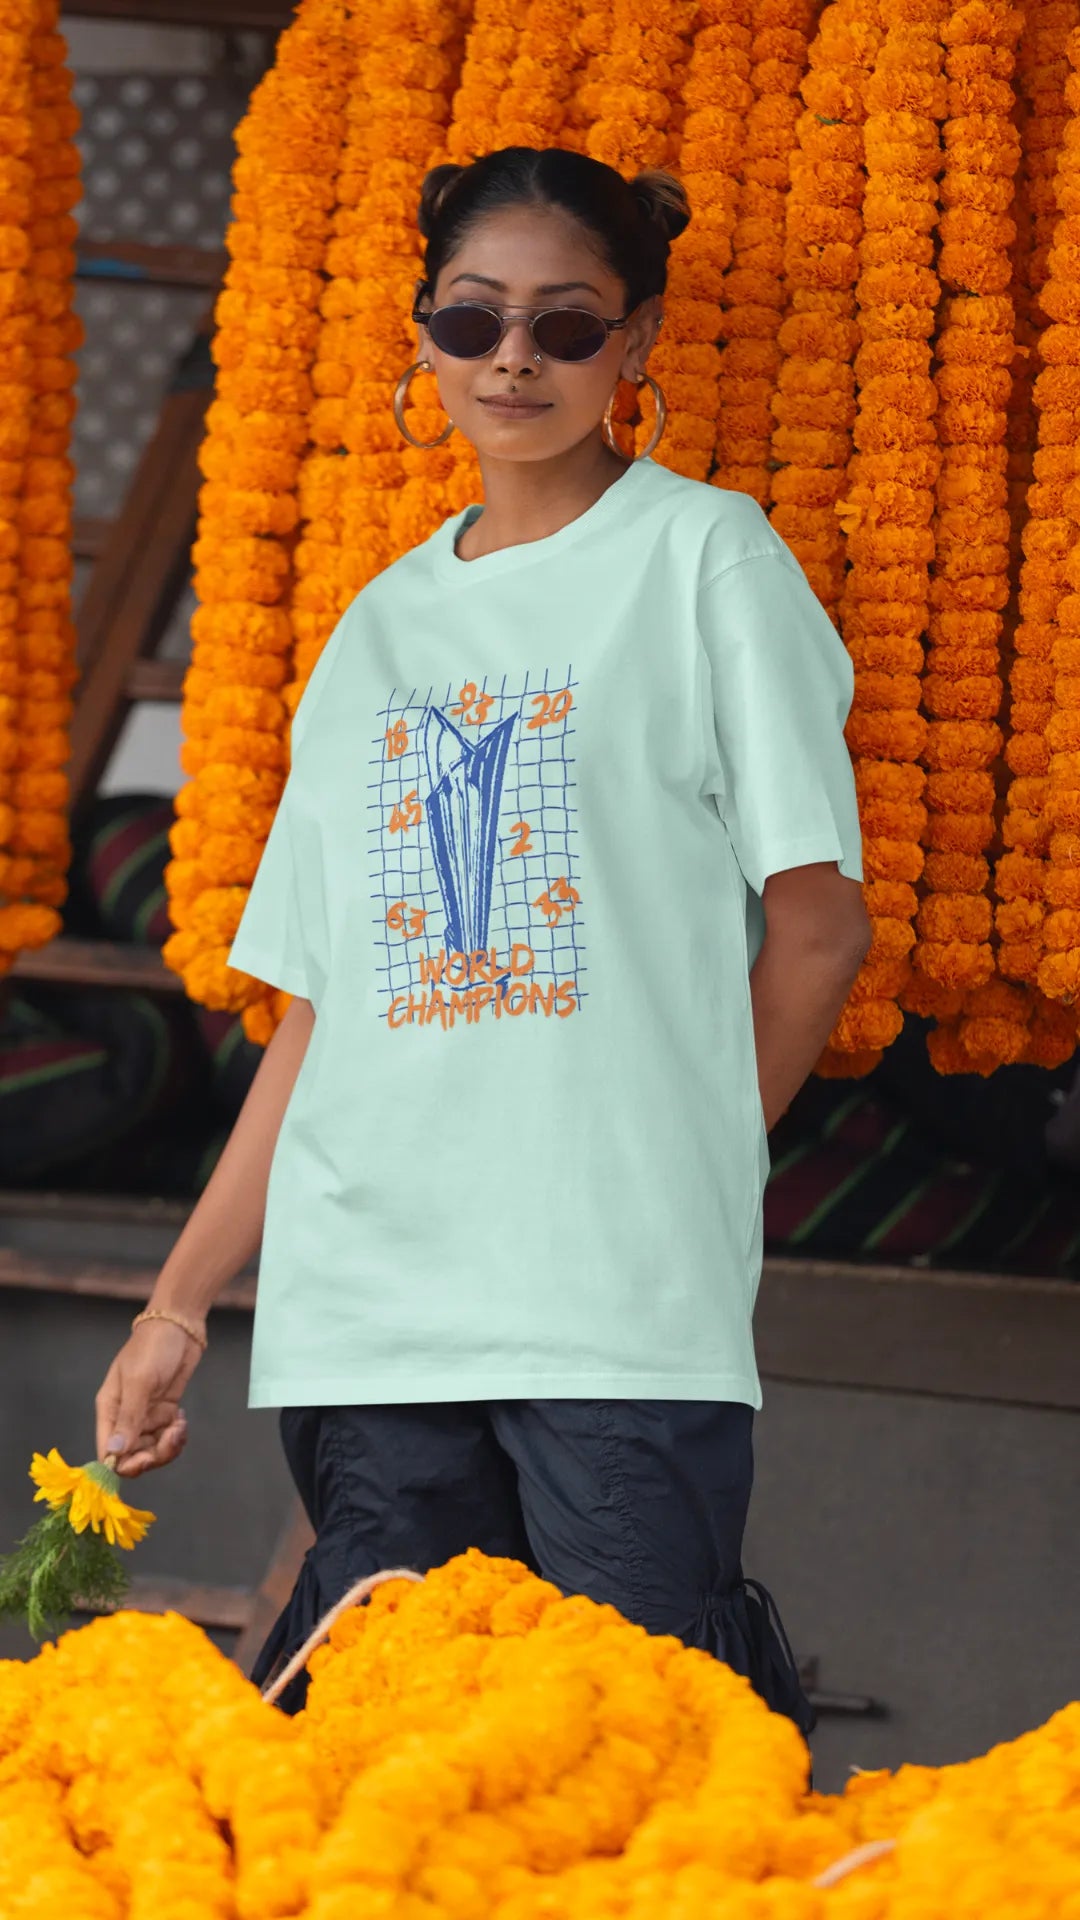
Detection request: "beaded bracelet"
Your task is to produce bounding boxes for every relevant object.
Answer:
[131,1307,208,1351]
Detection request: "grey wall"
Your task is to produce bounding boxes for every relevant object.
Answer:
[748,1381,1080,1790]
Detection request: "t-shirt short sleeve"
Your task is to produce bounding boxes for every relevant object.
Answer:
[227,778,311,999]
[699,548,864,897]
[226,604,356,1001]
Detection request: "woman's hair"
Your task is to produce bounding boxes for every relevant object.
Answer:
[416,147,691,312]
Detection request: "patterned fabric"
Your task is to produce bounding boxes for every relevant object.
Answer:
[0,991,183,1183]
[765,1028,1080,1278]
[66,794,173,947]
[192,1008,261,1122]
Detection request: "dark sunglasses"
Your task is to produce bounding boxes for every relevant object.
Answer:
[413,300,632,364]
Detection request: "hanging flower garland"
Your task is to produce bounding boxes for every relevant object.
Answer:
[993,0,1080,1004]
[769,0,880,621]
[912,0,1022,1074]
[1033,22,1080,1005]
[0,3,42,974]
[714,0,816,507]
[439,0,589,512]
[578,0,706,475]
[824,0,948,1073]
[0,0,80,978]
[288,0,468,710]
[661,0,753,488]
[164,0,353,1039]
[659,0,751,491]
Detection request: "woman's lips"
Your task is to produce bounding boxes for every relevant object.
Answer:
[478,396,553,419]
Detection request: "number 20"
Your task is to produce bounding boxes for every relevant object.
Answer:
[527,688,573,730]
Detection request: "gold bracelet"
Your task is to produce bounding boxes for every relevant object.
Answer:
[131,1307,208,1351]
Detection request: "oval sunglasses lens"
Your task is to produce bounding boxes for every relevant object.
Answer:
[430,306,503,357]
[532,309,609,361]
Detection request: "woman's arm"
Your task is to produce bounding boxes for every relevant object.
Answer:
[751,862,871,1131]
[94,994,316,1471]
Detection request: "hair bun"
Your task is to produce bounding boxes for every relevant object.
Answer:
[418,163,466,239]
[630,170,691,243]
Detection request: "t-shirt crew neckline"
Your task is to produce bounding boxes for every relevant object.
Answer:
[432,454,655,585]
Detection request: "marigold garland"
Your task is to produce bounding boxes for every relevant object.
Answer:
[830,0,948,1067]
[0,0,80,979]
[769,0,880,618]
[1032,23,1080,1003]
[642,0,750,484]
[582,0,705,475]
[993,0,1080,1007]
[714,0,816,507]
[164,0,354,1039]
[2,1553,1080,1913]
[443,0,587,507]
[907,0,1022,1065]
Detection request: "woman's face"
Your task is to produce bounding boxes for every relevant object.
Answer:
[419,204,661,464]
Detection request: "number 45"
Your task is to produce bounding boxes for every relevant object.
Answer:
[389,789,422,834]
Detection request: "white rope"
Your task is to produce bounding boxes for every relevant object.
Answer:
[812,1838,897,1888]
[260,1566,424,1706]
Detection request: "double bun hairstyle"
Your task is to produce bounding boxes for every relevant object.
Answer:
[415,146,691,312]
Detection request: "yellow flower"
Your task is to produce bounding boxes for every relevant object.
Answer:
[30,1450,155,1551]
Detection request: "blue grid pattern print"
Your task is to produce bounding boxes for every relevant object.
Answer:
[370,668,586,1023]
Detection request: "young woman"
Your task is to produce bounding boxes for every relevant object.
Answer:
[95,147,870,1725]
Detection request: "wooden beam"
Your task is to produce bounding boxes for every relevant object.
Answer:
[127,658,186,703]
[0,1190,190,1227]
[72,515,112,561]
[69,369,209,809]
[0,1244,257,1310]
[63,0,295,27]
[756,1256,1080,1413]
[10,937,184,991]
[81,1577,254,1633]
[77,239,227,290]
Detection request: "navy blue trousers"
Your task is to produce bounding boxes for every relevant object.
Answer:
[251,1399,814,1733]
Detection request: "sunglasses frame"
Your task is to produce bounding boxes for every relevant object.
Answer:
[412,299,634,363]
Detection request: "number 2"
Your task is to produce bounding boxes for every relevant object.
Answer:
[509,821,532,857]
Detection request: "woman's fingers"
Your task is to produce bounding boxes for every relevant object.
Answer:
[115,1410,188,1478]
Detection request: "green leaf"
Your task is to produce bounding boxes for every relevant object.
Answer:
[0,1507,129,1641]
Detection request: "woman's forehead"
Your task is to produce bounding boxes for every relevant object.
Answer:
[436,205,620,300]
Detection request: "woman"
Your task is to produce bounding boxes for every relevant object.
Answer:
[95,147,870,1724]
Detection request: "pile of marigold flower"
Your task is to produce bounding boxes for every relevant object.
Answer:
[1,1549,1078,1917]
[156,0,1080,1079]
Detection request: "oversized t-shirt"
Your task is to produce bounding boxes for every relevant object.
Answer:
[228,455,863,1410]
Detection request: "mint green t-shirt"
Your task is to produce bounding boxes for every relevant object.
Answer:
[228,456,862,1410]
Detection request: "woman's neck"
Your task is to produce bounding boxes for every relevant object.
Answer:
[455,437,631,561]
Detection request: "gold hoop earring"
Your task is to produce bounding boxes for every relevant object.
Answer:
[393,359,453,449]
[603,372,667,462]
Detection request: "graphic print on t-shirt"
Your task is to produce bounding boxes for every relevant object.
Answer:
[371,670,585,1030]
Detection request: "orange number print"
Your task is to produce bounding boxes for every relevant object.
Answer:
[387,901,427,938]
[385,718,409,760]
[509,821,533,857]
[533,875,581,927]
[527,688,573,730]
[389,789,423,834]
[451,681,495,726]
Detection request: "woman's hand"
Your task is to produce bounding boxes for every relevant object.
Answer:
[95,1321,205,1477]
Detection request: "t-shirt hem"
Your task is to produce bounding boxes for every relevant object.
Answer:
[749,832,864,893]
[247,1368,763,1410]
